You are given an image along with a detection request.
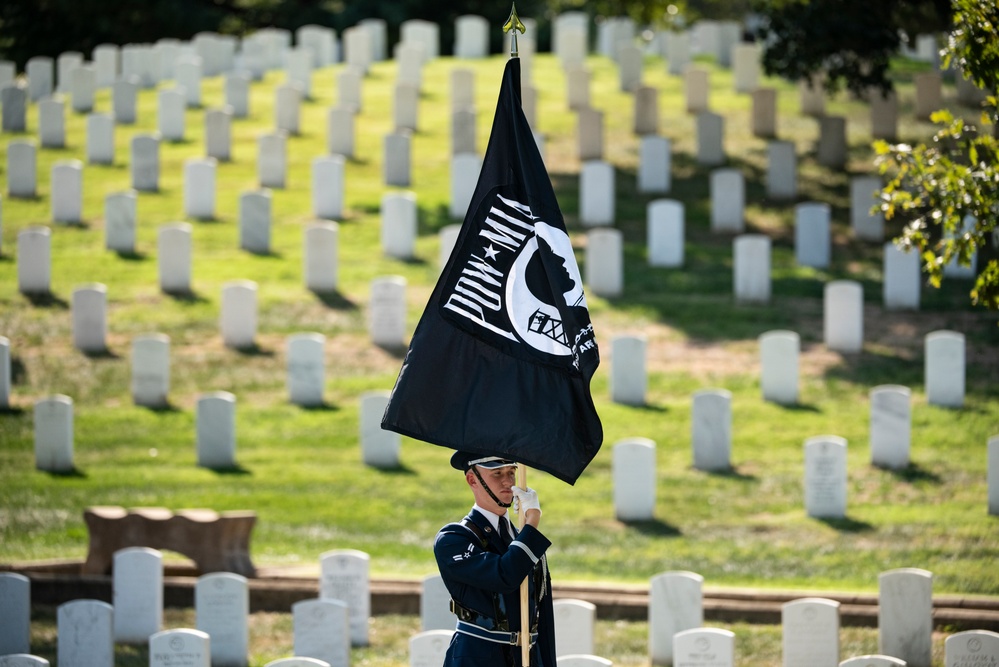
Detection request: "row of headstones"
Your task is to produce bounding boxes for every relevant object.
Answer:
[610,427,999,523]
[610,328,968,409]
[641,568,999,667]
[24,387,402,473]
[9,563,995,667]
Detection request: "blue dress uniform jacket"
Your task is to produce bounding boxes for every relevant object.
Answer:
[434,508,557,667]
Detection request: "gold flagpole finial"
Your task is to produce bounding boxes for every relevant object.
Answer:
[503,2,526,58]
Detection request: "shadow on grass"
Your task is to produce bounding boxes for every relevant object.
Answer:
[232,343,275,357]
[82,348,121,360]
[374,463,418,476]
[312,289,358,311]
[0,406,26,415]
[818,515,875,532]
[705,466,758,482]
[374,342,409,359]
[23,291,69,309]
[164,289,208,304]
[243,248,284,259]
[209,464,252,476]
[622,518,682,537]
[776,401,822,413]
[115,250,148,261]
[45,466,88,479]
[881,461,943,484]
[299,401,340,412]
[143,401,182,413]
[626,402,670,413]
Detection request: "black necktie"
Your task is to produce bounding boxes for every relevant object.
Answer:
[498,515,513,550]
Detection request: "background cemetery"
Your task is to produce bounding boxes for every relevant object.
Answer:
[1,8,998,667]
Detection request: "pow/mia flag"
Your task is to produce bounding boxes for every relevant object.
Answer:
[380,56,602,485]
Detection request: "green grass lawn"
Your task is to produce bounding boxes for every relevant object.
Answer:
[1,49,998,611]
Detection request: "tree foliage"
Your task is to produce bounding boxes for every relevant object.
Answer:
[874,0,999,310]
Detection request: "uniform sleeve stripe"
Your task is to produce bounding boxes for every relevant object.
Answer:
[511,540,539,563]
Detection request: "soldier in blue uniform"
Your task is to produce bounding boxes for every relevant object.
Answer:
[434,450,556,667]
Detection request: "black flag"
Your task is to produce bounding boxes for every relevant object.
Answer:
[380,57,602,485]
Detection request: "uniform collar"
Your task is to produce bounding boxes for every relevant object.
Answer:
[472,504,514,540]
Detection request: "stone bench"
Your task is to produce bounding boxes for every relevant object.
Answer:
[83,506,257,577]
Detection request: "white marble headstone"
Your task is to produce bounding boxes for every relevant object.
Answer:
[158,88,186,141]
[824,281,864,354]
[838,656,906,667]
[8,141,38,198]
[817,115,847,169]
[439,224,461,274]
[585,227,623,298]
[394,81,419,132]
[328,106,354,158]
[611,335,646,406]
[450,153,481,220]
[989,435,999,516]
[384,131,412,187]
[27,56,54,101]
[685,67,709,113]
[57,599,113,667]
[319,549,371,646]
[766,140,796,199]
[566,68,590,111]
[131,134,160,192]
[795,202,831,268]
[420,574,453,632]
[650,571,704,666]
[554,599,596,657]
[34,395,74,472]
[360,391,400,469]
[0,573,30,655]
[86,113,115,165]
[870,385,911,470]
[304,223,339,293]
[72,283,108,354]
[692,389,732,472]
[945,629,999,667]
[710,169,744,233]
[454,15,489,59]
[184,158,217,220]
[883,243,921,310]
[313,156,346,221]
[557,656,611,667]
[733,234,771,304]
[275,83,302,135]
[158,223,193,294]
[288,333,325,407]
[612,437,656,521]
[578,107,604,161]
[0,336,10,408]
[39,98,65,149]
[409,629,453,667]
[696,111,725,166]
[337,67,363,114]
[52,160,83,224]
[878,568,933,667]
[673,627,734,667]
[224,73,250,118]
[870,91,898,141]
[105,190,137,253]
[732,43,760,92]
[850,176,884,242]
[221,280,258,349]
[239,190,272,254]
[369,276,407,348]
[292,599,350,667]
[113,547,163,643]
[195,572,249,667]
[580,161,615,227]
[753,88,777,139]
[759,330,800,405]
[804,435,848,519]
[113,78,139,125]
[132,333,170,408]
[0,656,49,667]
[258,132,288,189]
[638,135,671,194]
[149,628,210,667]
[782,598,840,667]
[196,392,237,469]
[634,86,659,136]
[264,659,330,667]
[17,226,51,294]
[647,199,684,268]
[382,191,418,259]
[925,330,965,408]
[205,107,233,162]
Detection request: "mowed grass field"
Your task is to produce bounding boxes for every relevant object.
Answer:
[1,43,997,627]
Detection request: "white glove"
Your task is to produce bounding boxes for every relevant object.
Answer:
[511,486,541,516]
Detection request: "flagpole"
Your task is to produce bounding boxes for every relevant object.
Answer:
[501,8,532,662]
